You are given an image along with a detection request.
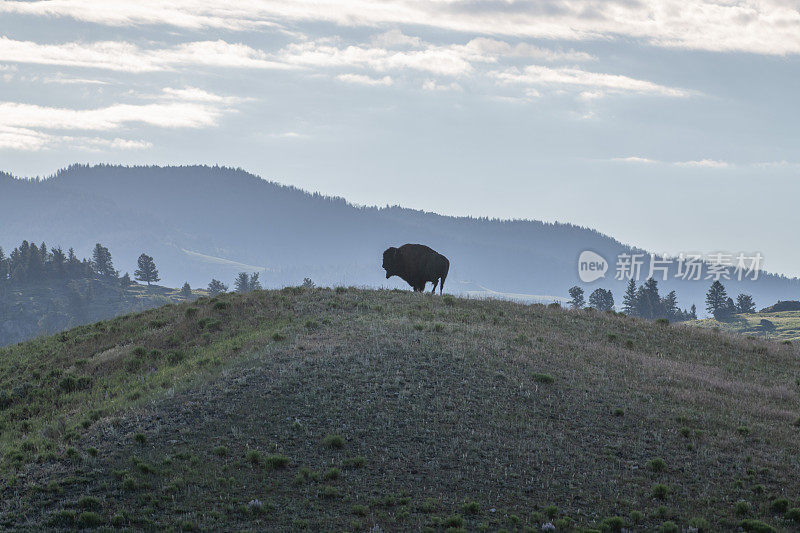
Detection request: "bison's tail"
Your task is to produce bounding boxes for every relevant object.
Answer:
[439,257,449,295]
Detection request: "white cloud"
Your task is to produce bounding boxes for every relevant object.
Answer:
[463,38,595,62]
[371,29,422,49]
[0,101,224,131]
[611,156,658,164]
[0,37,291,72]
[0,125,153,152]
[336,73,393,86]
[160,86,248,103]
[493,65,691,97]
[1,0,798,56]
[675,159,731,168]
[421,79,462,91]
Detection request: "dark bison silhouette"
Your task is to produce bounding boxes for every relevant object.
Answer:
[382,243,449,294]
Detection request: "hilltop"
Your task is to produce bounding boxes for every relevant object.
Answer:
[1,289,799,531]
[3,165,798,309]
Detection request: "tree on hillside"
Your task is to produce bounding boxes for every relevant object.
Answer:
[690,304,697,320]
[568,286,585,309]
[622,278,637,315]
[181,282,192,298]
[588,288,614,311]
[736,294,756,314]
[120,272,133,286]
[234,272,250,293]
[705,281,728,317]
[207,279,228,296]
[248,273,262,292]
[134,253,160,285]
[92,243,117,279]
[661,290,678,321]
[635,278,662,319]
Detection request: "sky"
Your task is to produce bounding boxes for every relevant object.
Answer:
[1,0,800,276]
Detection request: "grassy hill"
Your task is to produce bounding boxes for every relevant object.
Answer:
[1,289,799,531]
[0,280,204,347]
[693,312,800,343]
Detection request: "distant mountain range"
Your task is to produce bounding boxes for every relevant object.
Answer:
[1,164,797,314]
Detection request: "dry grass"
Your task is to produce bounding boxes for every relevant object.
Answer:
[1,288,799,531]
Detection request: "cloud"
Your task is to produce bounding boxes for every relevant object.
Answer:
[0,126,152,151]
[0,85,244,151]
[611,156,658,164]
[0,37,291,72]
[421,79,462,91]
[492,65,691,97]
[336,73,393,86]
[675,159,731,168]
[611,156,733,168]
[2,0,798,56]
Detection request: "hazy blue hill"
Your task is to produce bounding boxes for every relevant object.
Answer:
[1,164,798,311]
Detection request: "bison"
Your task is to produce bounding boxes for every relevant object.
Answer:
[382,243,450,294]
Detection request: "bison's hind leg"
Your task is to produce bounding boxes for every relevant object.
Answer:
[431,279,438,294]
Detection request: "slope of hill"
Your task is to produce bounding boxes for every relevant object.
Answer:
[2,164,798,311]
[0,280,201,347]
[1,289,799,531]
[693,312,800,342]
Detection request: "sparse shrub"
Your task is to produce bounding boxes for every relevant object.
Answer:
[737,426,752,436]
[548,302,561,309]
[49,510,76,526]
[212,301,229,311]
[433,323,445,332]
[351,504,367,516]
[77,511,102,527]
[167,350,186,365]
[246,449,262,465]
[612,408,624,417]
[792,417,800,427]
[343,456,366,468]
[740,519,776,533]
[606,333,618,342]
[121,476,136,491]
[735,500,751,516]
[335,286,347,293]
[77,496,101,510]
[414,323,425,331]
[646,457,666,472]
[624,339,635,349]
[657,521,679,533]
[184,307,198,318]
[265,454,289,469]
[786,508,800,522]
[443,294,455,305]
[679,426,692,437]
[323,467,340,480]
[655,318,670,326]
[651,483,669,499]
[134,433,147,445]
[132,346,147,357]
[213,446,227,457]
[769,498,789,513]
[322,434,345,449]
[272,332,286,341]
[461,501,480,514]
[688,517,710,532]
[304,320,319,330]
[321,485,339,498]
[629,511,643,524]
[531,373,555,384]
[444,514,464,527]
[751,484,765,494]
[599,516,626,532]
[544,505,558,518]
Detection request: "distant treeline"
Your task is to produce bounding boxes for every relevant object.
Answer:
[0,240,181,347]
[569,278,697,321]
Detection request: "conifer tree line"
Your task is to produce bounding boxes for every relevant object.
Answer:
[568,278,697,321]
[705,280,755,320]
[0,240,161,288]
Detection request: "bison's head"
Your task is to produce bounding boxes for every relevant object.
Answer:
[382,247,400,278]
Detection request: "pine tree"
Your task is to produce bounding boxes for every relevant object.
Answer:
[690,304,697,319]
[588,288,614,311]
[181,282,192,298]
[247,272,261,292]
[134,253,160,285]
[207,279,228,296]
[568,286,585,309]
[234,272,250,293]
[662,290,678,321]
[705,281,728,316]
[622,278,637,315]
[736,294,756,314]
[92,243,117,278]
[636,278,662,319]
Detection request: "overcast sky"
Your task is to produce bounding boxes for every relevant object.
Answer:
[1,1,799,275]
